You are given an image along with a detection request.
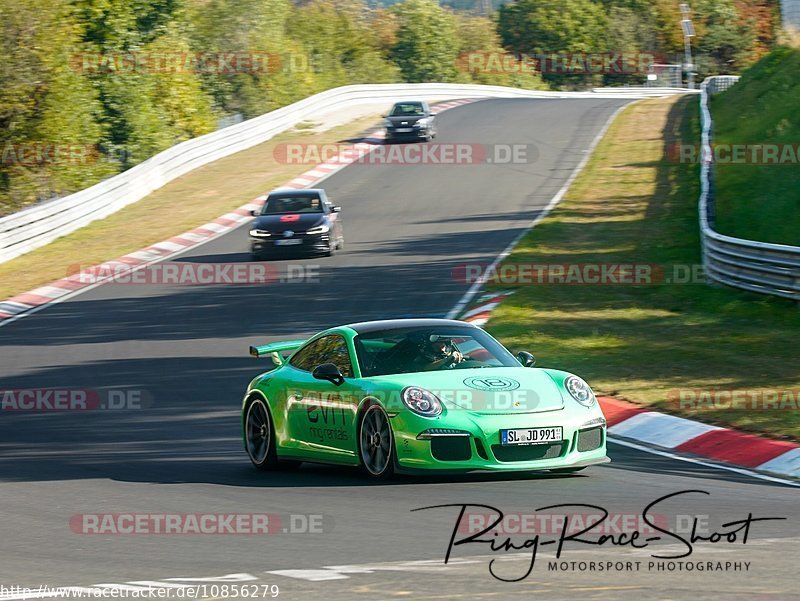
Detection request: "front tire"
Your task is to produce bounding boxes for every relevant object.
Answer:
[357,404,395,480]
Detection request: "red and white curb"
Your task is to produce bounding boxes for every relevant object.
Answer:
[458,290,516,326]
[456,294,799,483]
[602,397,799,480]
[0,98,477,326]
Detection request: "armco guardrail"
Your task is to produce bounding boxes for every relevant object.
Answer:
[0,83,684,264]
[699,76,800,301]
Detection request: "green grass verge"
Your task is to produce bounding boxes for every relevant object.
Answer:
[711,46,800,245]
[485,95,800,441]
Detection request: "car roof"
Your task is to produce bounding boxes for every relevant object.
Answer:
[344,318,477,334]
[267,188,325,197]
[391,100,427,107]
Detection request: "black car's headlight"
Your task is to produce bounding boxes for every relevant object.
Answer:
[249,229,271,238]
[565,376,596,407]
[306,224,329,235]
[402,387,443,417]
[384,119,393,128]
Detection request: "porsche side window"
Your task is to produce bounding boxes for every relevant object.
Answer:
[289,335,353,377]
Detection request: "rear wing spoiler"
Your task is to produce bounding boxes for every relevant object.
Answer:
[249,339,306,366]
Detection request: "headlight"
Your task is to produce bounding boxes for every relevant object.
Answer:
[565,376,596,407]
[306,224,329,235]
[249,229,271,237]
[402,387,442,417]
[384,119,393,127]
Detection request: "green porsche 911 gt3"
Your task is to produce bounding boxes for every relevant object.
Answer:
[242,318,608,479]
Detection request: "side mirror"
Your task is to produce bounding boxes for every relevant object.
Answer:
[250,209,257,216]
[312,363,345,386]
[332,205,341,213]
[516,351,536,367]
[429,112,437,117]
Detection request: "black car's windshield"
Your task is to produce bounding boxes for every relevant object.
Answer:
[390,103,425,117]
[354,326,519,376]
[260,195,323,215]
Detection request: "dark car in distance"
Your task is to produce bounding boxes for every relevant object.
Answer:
[383,100,437,142]
[249,188,343,258]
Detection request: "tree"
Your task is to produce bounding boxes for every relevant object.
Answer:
[454,13,546,89]
[389,0,459,82]
[0,0,113,214]
[497,0,608,87]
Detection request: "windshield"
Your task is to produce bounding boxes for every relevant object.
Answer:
[260,195,323,215]
[390,103,425,117]
[354,325,519,377]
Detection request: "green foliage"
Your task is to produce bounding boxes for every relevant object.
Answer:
[497,0,608,87]
[0,0,113,213]
[390,0,459,82]
[498,0,608,54]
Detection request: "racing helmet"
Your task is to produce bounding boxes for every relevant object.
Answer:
[419,334,455,362]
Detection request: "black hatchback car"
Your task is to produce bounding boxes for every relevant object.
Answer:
[383,100,437,142]
[249,189,343,258]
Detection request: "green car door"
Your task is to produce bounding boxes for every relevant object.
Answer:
[282,333,360,462]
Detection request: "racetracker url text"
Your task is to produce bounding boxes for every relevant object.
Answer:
[0,584,279,600]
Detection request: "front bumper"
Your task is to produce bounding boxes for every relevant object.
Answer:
[391,409,608,473]
[251,232,331,255]
[385,127,428,140]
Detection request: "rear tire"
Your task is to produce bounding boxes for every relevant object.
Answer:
[245,397,300,471]
[357,404,395,480]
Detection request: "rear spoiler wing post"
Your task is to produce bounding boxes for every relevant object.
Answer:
[249,339,306,367]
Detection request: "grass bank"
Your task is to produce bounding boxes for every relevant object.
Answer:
[711,47,800,245]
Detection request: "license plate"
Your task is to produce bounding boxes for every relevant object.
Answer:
[501,427,563,446]
[274,239,302,246]
[395,128,413,133]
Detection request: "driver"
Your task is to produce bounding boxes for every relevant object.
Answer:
[412,335,465,371]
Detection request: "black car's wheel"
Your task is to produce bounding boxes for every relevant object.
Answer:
[245,397,300,471]
[358,404,395,480]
